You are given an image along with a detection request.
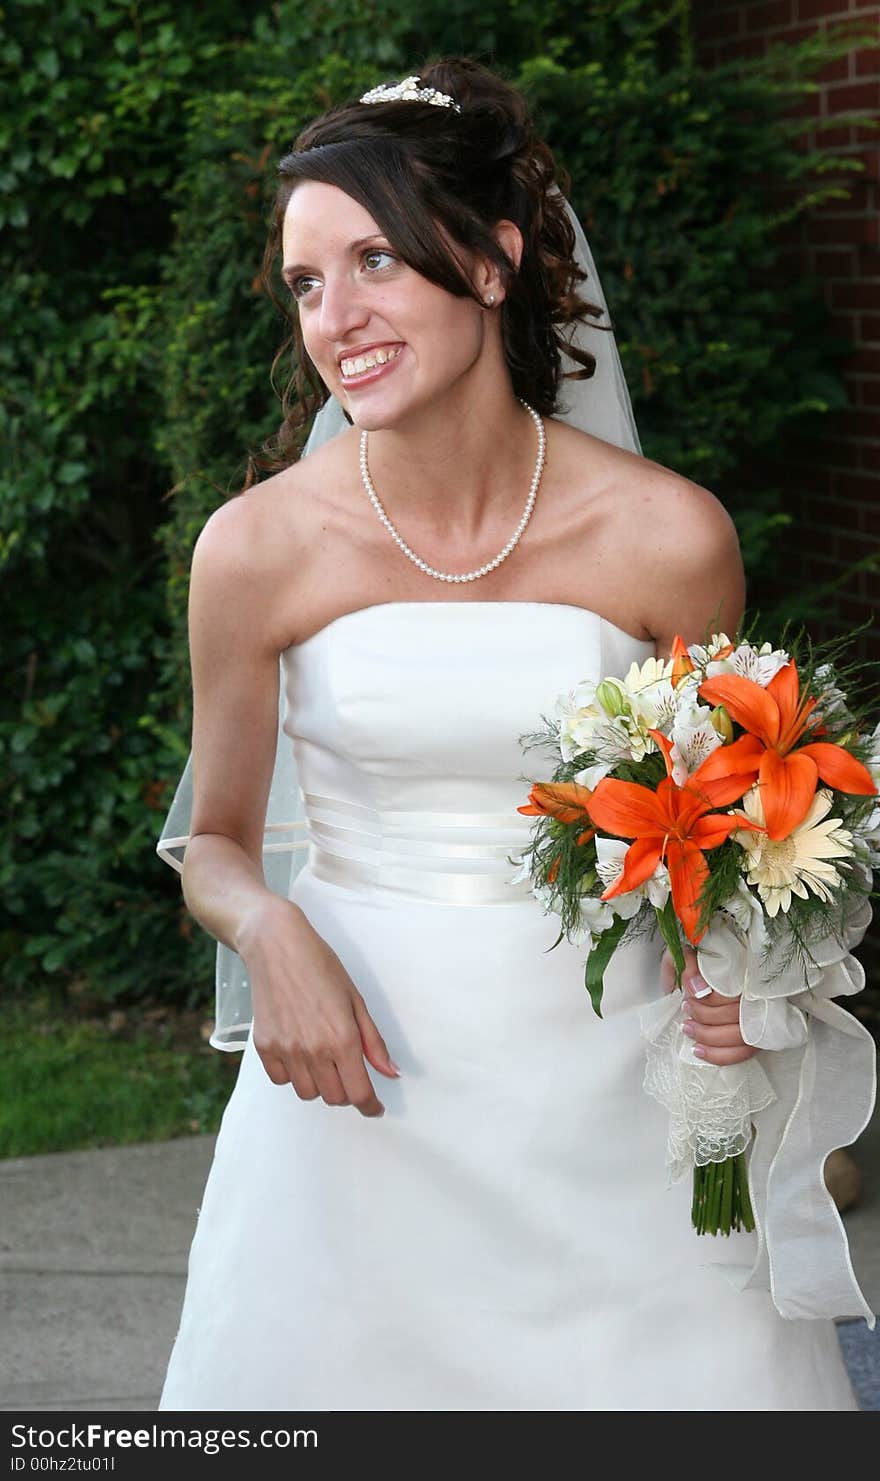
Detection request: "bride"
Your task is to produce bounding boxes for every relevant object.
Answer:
[157,58,861,1410]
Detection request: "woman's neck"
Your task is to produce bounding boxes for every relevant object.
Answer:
[359,379,541,544]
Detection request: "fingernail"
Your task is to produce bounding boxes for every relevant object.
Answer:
[688,974,712,999]
[388,1059,402,1077]
[681,1022,696,1037]
[692,1045,707,1059]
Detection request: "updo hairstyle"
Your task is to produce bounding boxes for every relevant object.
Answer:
[253,56,609,476]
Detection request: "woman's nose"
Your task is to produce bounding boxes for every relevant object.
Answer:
[318,273,370,343]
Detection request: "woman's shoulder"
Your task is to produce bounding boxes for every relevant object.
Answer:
[189,431,361,645]
[193,430,359,572]
[548,419,738,570]
[548,417,733,537]
[546,418,744,644]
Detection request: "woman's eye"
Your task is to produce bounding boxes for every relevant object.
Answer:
[363,249,396,272]
[288,249,396,300]
[290,275,320,300]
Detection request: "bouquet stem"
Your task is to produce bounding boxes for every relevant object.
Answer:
[691,1153,755,1236]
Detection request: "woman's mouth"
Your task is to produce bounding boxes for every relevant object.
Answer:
[339,344,405,388]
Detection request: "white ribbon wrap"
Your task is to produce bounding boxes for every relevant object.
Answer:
[639,886,876,1327]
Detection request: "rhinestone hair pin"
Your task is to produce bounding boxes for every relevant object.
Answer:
[359,75,461,113]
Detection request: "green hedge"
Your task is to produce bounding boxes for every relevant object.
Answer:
[2,1,873,1006]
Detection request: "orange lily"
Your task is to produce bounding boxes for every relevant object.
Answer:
[587,730,764,943]
[699,662,877,841]
[670,635,695,686]
[669,633,734,686]
[518,782,595,846]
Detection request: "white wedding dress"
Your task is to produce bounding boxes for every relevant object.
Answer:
[159,600,857,1412]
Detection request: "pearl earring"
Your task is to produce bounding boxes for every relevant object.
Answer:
[486,293,496,307]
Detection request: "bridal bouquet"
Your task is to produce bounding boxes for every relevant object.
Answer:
[515,629,878,1312]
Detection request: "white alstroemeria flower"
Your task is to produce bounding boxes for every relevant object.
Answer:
[574,758,612,790]
[567,715,636,778]
[672,666,704,704]
[731,786,853,918]
[668,701,723,785]
[628,680,678,748]
[577,894,616,937]
[556,658,687,771]
[615,655,677,751]
[555,681,600,761]
[719,878,760,934]
[687,633,734,668]
[706,641,789,687]
[811,663,852,734]
[594,836,670,917]
[532,881,558,914]
[555,679,636,763]
[717,878,771,955]
[852,805,880,867]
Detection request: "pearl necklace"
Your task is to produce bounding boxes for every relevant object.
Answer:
[358,399,546,584]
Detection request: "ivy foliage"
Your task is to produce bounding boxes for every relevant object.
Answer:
[2,1,873,1005]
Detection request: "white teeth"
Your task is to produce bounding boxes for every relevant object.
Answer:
[341,346,401,377]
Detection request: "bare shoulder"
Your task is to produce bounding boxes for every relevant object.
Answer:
[547,421,744,650]
[615,455,739,558]
[610,457,744,651]
[190,430,360,648]
[193,432,355,565]
[550,419,730,531]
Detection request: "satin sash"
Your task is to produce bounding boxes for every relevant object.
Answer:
[302,790,535,905]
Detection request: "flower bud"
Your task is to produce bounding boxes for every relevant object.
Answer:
[710,704,734,743]
[596,679,627,717]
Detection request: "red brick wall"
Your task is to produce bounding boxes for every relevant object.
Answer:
[694,1,879,660]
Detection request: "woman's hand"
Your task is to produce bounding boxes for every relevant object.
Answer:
[237,895,399,1116]
[661,945,758,1065]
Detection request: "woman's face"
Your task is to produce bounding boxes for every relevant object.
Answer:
[281,181,492,430]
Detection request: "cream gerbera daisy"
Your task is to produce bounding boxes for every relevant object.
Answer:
[732,786,853,918]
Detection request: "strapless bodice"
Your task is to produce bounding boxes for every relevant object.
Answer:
[279,602,654,905]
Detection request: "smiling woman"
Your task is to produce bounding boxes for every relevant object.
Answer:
[155,56,863,1413]
[247,56,605,476]
[281,183,499,431]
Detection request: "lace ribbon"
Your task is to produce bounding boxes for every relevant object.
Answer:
[639,887,876,1326]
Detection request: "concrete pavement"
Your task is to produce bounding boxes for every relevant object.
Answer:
[0,1136,215,1411]
[2,1109,879,1411]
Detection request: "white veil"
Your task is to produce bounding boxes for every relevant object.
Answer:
[156,196,642,1051]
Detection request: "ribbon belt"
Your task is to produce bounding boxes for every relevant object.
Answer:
[302,790,535,905]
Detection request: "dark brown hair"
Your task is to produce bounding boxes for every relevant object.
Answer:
[248,56,610,482]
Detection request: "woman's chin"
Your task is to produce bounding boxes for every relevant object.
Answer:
[342,388,423,433]
[343,378,472,434]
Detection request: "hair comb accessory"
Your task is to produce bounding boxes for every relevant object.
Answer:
[359,75,461,113]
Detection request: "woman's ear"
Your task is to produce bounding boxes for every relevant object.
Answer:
[476,219,524,307]
[493,219,524,272]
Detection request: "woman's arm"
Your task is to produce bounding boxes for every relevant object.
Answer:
[179,495,398,1114]
[630,472,756,1063]
[180,497,288,953]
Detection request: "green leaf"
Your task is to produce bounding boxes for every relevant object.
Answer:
[36,50,60,81]
[58,462,87,484]
[656,897,686,985]
[584,915,629,1018]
